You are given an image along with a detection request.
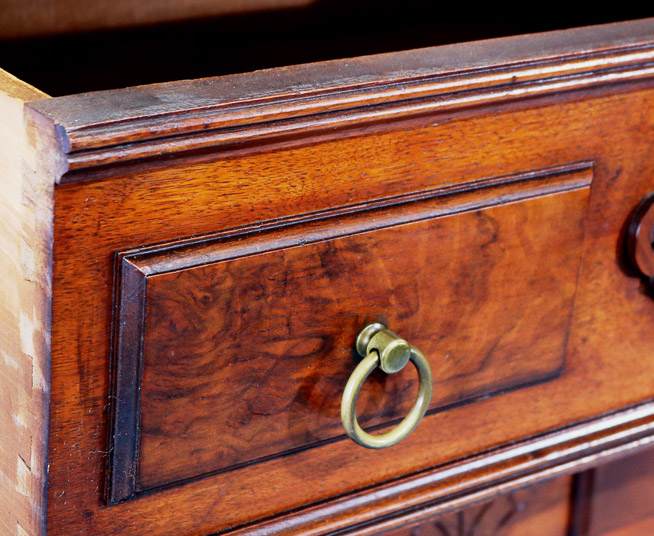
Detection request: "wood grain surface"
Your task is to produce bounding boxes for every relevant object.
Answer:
[233,405,654,536]
[108,163,590,499]
[0,70,52,536]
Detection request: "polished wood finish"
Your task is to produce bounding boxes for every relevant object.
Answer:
[1,17,654,536]
[380,476,573,536]
[109,163,590,500]
[0,69,52,536]
[232,405,654,536]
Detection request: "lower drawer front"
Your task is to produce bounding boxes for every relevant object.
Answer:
[379,476,573,536]
[580,449,654,536]
[109,162,591,501]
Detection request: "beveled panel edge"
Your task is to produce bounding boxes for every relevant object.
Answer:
[107,161,592,504]
[220,400,654,536]
[106,256,148,503]
[24,18,654,183]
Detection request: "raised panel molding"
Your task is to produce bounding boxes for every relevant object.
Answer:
[108,162,592,502]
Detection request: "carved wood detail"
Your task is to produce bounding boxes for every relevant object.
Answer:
[379,476,572,536]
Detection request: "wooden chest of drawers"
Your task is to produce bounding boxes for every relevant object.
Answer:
[2,13,654,536]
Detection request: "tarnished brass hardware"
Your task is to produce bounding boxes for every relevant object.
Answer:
[341,323,433,449]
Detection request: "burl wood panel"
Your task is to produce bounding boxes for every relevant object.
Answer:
[573,448,654,536]
[380,476,573,536]
[109,163,591,499]
[0,69,53,536]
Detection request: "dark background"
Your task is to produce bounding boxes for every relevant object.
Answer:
[1,2,652,96]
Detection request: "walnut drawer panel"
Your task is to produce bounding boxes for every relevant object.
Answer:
[109,163,591,501]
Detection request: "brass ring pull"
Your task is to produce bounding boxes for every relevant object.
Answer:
[341,323,433,449]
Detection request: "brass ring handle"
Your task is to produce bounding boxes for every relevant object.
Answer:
[340,323,433,449]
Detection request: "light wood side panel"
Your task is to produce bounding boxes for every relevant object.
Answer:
[0,69,54,536]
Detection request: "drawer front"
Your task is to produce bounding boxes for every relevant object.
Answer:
[109,163,591,501]
[43,21,654,536]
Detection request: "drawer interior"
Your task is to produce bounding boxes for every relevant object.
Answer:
[0,3,649,96]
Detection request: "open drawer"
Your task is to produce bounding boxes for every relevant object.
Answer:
[2,14,654,536]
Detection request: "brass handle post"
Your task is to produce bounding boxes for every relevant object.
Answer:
[341,323,433,449]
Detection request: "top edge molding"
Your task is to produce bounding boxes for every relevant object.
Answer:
[26,18,654,183]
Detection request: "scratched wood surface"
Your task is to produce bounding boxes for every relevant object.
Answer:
[0,69,52,536]
[123,167,589,494]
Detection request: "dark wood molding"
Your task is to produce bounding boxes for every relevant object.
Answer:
[106,256,149,504]
[568,468,596,536]
[119,161,593,273]
[24,18,654,183]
